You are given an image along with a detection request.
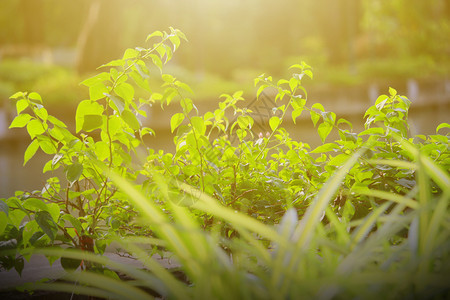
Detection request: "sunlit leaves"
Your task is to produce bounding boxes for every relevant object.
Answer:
[26,119,45,139]
[191,116,206,135]
[114,82,134,103]
[269,116,281,132]
[171,113,185,133]
[36,211,58,241]
[16,98,28,114]
[76,100,104,132]
[9,113,32,128]
[65,162,83,185]
[81,72,111,88]
[119,110,140,131]
[23,139,39,165]
[28,92,42,103]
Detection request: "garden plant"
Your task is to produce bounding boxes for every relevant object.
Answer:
[0,29,449,299]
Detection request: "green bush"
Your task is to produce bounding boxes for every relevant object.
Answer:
[0,29,449,299]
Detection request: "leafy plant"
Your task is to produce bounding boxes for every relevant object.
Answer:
[0,28,187,273]
[15,140,449,299]
[1,28,449,299]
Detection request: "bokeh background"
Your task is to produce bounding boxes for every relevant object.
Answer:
[1,0,449,196]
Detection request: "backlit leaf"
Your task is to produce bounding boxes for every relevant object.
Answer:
[82,115,103,132]
[26,119,45,139]
[114,82,134,103]
[171,113,185,133]
[16,99,28,114]
[66,162,83,185]
[121,110,140,131]
[269,116,281,132]
[9,113,32,128]
[318,122,332,143]
[89,83,109,101]
[24,139,39,165]
[36,211,57,241]
[191,116,206,135]
[28,92,42,103]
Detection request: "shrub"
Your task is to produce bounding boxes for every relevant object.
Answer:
[0,29,449,299]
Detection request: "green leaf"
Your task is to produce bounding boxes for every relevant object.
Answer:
[122,48,139,60]
[289,77,299,91]
[311,143,339,153]
[149,54,162,71]
[47,115,67,128]
[171,113,185,133]
[312,102,325,112]
[61,254,82,271]
[328,153,350,166]
[109,95,125,114]
[146,31,163,42]
[89,83,109,101]
[436,122,450,134]
[16,98,29,114]
[304,69,313,79]
[37,135,56,155]
[237,116,251,129]
[269,116,281,132]
[181,98,194,114]
[358,127,385,136]
[95,141,110,161]
[14,257,24,276]
[310,110,320,127]
[0,212,7,235]
[47,203,60,223]
[291,109,303,124]
[35,107,48,122]
[121,110,141,131]
[80,72,110,87]
[28,92,42,103]
[99,59,123,68]
[256,84,267,99]
[9,113,32,128]
[26,119,45,139]
[76,100,104,133]
[82,115,103,132]
[66,163,83,185]
[24,139,39,165]
[389,87,397,96]
[22,220,39,247]
[23,198,48,211]
[191,116,206,135]
[0,200,9,216]
[61,215,83,233]
[337,118,353,130]
[318,122,332,143]
[129,70,151,92]
[10,91,25,99]
[169,34,181,51]
[114,82,134,103]
[175,81,194,95]
[36,211,57,241]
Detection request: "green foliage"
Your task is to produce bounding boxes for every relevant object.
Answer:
[1,28,187,272]
[1,29,449,299]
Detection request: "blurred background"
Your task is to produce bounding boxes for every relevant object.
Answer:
[1,0,449,197]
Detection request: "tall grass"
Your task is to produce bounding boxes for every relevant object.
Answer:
[17,145,450,299]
